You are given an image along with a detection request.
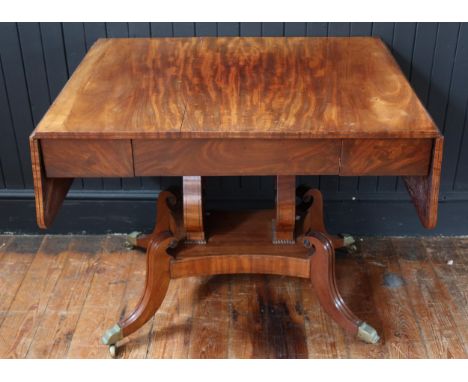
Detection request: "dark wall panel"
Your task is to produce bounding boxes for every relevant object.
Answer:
[0,23,36,189]
[1,22,468,234]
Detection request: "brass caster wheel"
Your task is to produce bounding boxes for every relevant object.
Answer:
[340,234,355,247]
[357,322,380,344]
[102,323,123,358]
[125,231,142,248]
[109,345,117,358]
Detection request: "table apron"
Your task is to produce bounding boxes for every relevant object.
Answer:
[39,138,433,177]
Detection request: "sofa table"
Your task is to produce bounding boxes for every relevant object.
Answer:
[29,37,443,357]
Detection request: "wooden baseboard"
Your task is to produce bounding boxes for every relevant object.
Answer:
[1,195,468,235]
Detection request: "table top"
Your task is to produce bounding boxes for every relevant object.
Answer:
[32,37,440,140]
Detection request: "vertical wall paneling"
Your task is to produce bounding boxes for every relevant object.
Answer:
[306,22,328,36]
[173,22,195,37]
[17,23,51,125]
[284,22,306,36]
[105,22,129,38]
[150,22,172,37]
[40,23,69,100]
[441,24,468,191]
[84,22,107,49]
[128,22,150,37]
[217,22,239,36]
[0,157,5,189]
[409,23,438,107]
[0,23,36,188]
[195,22,217,36]
[426,23,460,193]
[427,23,460,133]
[454,101,468,190]
[261,22,284,36]
[350,22,372,36]
[240,22,262,36]
[0,54,24,188]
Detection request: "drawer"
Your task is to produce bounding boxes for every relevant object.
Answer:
[41,139,134,177]
[340,139,432,176]
[133,139,341,176]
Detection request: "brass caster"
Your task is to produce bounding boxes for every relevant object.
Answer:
[109,344,117,358]
[102,323,123,346]
[125,231,142,248]
[357,322,380,344]
[340,234,355,247]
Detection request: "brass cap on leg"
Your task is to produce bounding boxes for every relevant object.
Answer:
[125,231,142,248]
[102,324,123,346]
[357,322,380,344]
[341,234,355,247]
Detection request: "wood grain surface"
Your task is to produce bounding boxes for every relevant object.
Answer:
[171,210,310,279]
[274,176,296,243]
[133,139,341,176]
[31,37,440,140]
[403,137,444,229]
[183,176,206,243]
[29,138,72,229]
[41,139,134,177]
[1,234,466,359]
[341,139,433,176]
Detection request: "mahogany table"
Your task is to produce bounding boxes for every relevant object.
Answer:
[29,37,443,357]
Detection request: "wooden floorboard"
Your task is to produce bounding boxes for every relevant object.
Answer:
[0,235,466,359]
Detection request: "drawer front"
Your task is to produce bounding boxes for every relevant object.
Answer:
[340,139,432,176]
[133,139,341,176]
[41,139,134,177]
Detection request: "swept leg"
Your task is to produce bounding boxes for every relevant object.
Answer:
[103,190,181,356]
[303,231,380,344]
[126,190,181,250]
[299,188,354,249]
[102,232,176,352]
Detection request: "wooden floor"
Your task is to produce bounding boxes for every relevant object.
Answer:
[0,234,466,358]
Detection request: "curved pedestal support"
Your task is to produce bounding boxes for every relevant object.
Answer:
[274,175,296,244]
[183,176,206,243]
[303,231,380,344]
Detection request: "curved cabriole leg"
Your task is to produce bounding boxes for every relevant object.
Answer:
[102,231,176,357]
[299,188,355,249]
[304,231,380,344]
